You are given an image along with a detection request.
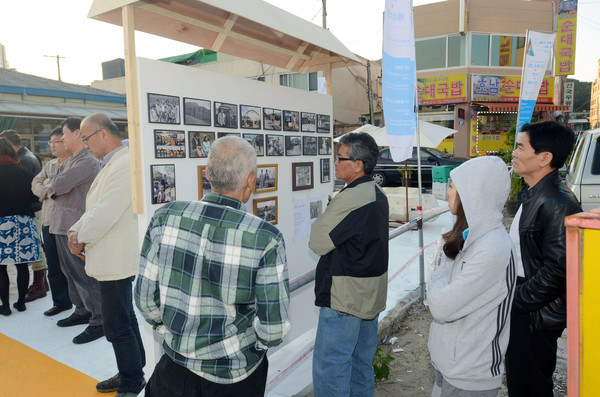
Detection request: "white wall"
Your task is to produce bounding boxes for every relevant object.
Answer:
[135,57,333,378]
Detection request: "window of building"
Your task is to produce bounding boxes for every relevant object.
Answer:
[279,72,318,91]
[447,35,466,68]
[471,34,490,66]
[490,36,526,67]
[416,35,466,70]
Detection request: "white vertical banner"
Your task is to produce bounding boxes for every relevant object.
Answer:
[382,0,417,162]
[516,30,556,134]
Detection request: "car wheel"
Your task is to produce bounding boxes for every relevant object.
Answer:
[372,172,387,186]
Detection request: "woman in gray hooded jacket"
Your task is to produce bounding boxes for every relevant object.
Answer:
[427,156,517,396]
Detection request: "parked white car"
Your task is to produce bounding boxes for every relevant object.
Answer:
[565,129,600,211]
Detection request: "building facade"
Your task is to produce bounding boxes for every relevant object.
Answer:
[591,59,600,129]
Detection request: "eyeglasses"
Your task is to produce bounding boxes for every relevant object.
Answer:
[82,129,102,143]
[49,140,64,145]
[335,155,355,162]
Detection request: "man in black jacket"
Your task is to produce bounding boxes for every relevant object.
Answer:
[505,121,581,396]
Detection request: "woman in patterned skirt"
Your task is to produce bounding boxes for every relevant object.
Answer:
[0,138,40,315]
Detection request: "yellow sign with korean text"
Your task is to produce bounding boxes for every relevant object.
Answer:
[418,73,467,105]
[556,5,577,76]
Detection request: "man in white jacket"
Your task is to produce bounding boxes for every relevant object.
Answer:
[68,113,145,397]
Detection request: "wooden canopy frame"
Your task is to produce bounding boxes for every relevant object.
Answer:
[89,0,360,213]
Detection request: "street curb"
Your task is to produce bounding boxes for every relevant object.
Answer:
[378,289,421,343]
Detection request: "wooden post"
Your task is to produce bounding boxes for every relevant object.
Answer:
[122,5,144,214]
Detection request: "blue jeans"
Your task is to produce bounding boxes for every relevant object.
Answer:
[99,276,146,392]
[312,307,379,397]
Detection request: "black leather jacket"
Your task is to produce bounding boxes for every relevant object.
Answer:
[513,170,581,330]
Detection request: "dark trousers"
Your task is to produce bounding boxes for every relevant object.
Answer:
[99,276,146,393]
[43,227,71,308]
[146,354,268,397]
[505,307,564,397]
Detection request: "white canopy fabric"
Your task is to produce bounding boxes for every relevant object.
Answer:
[334,121,456,148]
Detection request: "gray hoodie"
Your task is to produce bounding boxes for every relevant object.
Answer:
[427,156,516,391]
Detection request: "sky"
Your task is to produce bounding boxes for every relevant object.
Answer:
[0,0,599,86]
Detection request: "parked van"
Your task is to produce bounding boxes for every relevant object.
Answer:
[565,129,600,211]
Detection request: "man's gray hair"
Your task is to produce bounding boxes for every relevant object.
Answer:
[207,136,257,193]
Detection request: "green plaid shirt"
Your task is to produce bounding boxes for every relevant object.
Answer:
[135,193,290,383]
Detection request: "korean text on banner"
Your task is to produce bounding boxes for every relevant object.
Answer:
[555,1,577,76]
[382,0,417,162]
[516,31,555,134]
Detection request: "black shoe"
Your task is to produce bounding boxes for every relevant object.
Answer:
[13,301,26,312]
[0,305,11,316]
[97,373,120,393]
[114,378,146,397]
[73,325,104,344]
[57,312,90,327]
[44,305,72,316]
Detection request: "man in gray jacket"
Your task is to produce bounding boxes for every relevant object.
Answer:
[44,117,103,344]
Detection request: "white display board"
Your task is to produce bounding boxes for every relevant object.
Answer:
[135,57,333,381]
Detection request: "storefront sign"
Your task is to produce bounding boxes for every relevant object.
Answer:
[564,81,575,112]
[418,73,467,105]
[556,1,578,76]
[471,74,554,103]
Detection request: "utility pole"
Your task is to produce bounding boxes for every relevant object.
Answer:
[366,60,374,124]
[44,54,65,81]
[322,0,327,29]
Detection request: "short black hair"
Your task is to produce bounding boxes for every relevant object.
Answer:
[50,126,63,138]
[62,117,82,132]
[338,132,379,174]
[520,121,574,169]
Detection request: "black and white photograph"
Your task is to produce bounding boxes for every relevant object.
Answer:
[148,93,180,124]
[317,114,331,133]
[285,136,302,156]
[183,97,211,126]
[151,164,176,204]
[310,200,323,220]
[253,196,278,225]
[243,133,265,156]
[214,101,238,129]
[292,162,314,191]
[263,108,282,130]
[254,164,277,194]
[197,165,211,199]
[320,158,331,183]
[189,131,214,158]
[154,130,186,158]
[318,137,332,155]
[303,136,318,156]
[266,134,285,156]
[217,132,241,138]
[301,112,316,132]
[240,105,261,129]
[283,110,300,132]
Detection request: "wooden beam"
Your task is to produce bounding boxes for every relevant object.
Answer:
[138,3,311,60]
[284,41,309,70]
[211,13,238,52]
[122,5,144,214]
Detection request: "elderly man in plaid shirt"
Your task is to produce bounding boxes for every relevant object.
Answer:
[135,136,290,397]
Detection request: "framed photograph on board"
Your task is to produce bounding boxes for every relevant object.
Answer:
[320,158,331,183]
[263,108,282,130]
[317,114,331,133]
[318,137,332,155]
[240,105,261,129]
[188,131,214,158]
[253,196,278,225]
[197,165,212,199]
[285,136,302,156]
[183,97,211,126]
[266,134,284,156]
[243,133,265,156]
[214,102,238,129]
[254,164,278,194]
[154,130,186,158]
[283,110,299,132]
[310,200,322,220]
[301,112,316,132]
[302,136,318,156]
[150,164,176,204]
[292,162,314,191]
[148,93,180,124]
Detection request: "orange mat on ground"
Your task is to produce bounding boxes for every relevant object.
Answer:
[0,332,115,397]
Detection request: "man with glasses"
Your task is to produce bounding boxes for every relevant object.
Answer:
[309,132,389,397]
[31,127,73,316]
[43,117,103,344]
